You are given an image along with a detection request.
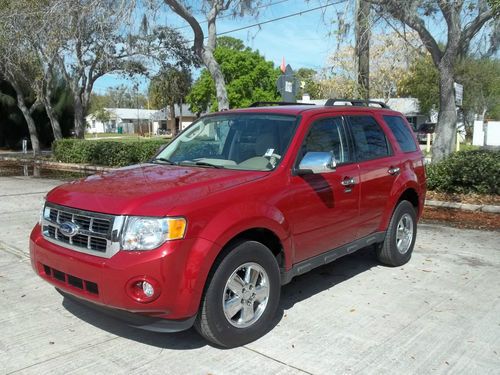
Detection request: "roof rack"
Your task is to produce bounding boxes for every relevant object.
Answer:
[325,99,389,109]
[249,101,316,107]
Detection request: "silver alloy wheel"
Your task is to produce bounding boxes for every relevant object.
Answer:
[396,213,414,254]
[222,262,270,328]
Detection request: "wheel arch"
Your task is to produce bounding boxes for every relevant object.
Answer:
[184,218,292,317]
[218,227,286,270]
[379,183,421,231]
[397,188,419,211]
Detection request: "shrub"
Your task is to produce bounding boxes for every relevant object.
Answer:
[52,139,168,167]
[426,149,500,194]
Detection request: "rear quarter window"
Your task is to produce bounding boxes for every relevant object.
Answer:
[383,115,418,153]
[348,115,390,161]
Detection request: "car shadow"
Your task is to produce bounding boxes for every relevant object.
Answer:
[61,296,207,350]
[268,245,379,330]
[280,246,378,310]
[61,246,379,350]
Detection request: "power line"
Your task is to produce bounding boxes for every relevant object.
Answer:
[218,1,344,36]
[187,1,345,42]
[173,0,291,30]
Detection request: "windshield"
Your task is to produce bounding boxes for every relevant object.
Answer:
[154,114,298,171]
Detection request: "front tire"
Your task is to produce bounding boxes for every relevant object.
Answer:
[195,241,281,348]
[377,200,417,266]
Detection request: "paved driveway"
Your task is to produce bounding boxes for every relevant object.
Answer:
[1,175,499,374]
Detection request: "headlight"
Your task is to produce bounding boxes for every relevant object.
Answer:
[121,217,187,251]
[39,197,47,225]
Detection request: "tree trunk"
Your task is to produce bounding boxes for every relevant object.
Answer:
[202,50,229,111]
[40,63,63,140]
[43,98,63,140]
[432,62,457,163]
[355,0,370,101]
[169,103,177,137]
[17,99,41,156]
[42,77,63,140]
[163,0,230,111]
[73,96,86,138]
[11,81,41,155]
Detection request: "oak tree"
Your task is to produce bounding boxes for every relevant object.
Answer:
[149,67,192,136]
[163,0,263,111]
[370,0,498,161]
[186,37,280,113]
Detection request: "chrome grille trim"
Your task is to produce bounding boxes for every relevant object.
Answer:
[41,203,125,259]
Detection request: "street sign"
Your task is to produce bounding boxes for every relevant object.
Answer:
[454,82,463,106]
[276,64,298,102]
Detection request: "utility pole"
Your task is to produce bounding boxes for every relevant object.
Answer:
[355,0,370,101]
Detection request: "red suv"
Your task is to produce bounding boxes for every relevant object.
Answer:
[30,100,426,348]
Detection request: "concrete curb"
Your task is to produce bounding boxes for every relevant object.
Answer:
[425,199,500,214]
[0,155,113,173]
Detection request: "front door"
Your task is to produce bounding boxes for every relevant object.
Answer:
[288,116,360,263]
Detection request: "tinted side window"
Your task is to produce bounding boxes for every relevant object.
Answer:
[302,117,352,163]
[348,116,390,161]
[384,115,417,152]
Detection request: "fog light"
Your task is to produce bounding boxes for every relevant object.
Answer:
[142,281,154,297]
[126,277,161,303]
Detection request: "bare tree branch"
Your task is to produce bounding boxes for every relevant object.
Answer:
[370,0,443,65]
[460,7,494,52]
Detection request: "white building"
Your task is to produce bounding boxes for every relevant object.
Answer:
[473,120,500,146]
[86,105,197,135]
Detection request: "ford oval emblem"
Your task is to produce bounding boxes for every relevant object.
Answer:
[59,222,79,237]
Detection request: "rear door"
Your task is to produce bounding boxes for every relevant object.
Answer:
[346,114,400,239]
[288,115,360,262]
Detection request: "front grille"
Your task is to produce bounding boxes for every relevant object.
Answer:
[42,203,122,258]
[43,264,99,295]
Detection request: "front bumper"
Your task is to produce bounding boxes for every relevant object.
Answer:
[59,289,196,332]
[30,224,217,322]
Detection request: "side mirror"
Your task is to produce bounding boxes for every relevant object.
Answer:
[297,151,337,175]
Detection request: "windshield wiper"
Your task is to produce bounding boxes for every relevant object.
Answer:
[195,161,224,168]
[179,161,224,169]
[151,157,176,165]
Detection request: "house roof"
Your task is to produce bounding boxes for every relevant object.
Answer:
[376,98,420,115]
[151,104,196,121]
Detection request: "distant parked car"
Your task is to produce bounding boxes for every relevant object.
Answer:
[417,123,436,144]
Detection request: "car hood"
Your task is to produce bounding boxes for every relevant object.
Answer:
[46,163,266,216]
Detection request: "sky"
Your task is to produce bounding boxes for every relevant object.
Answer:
[92,0,349,95]
[92,0,490,97]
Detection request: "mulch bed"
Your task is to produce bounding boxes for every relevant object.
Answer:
[422,206,500,231]
[426,191,500,205]
[423,191,499,231]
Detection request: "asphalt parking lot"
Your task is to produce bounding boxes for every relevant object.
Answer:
[1,175,499,374]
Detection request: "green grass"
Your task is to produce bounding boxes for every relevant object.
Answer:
[458,144,479,152]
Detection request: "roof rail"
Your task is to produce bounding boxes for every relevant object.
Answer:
[325,99,389,109]
[249,101,315,107]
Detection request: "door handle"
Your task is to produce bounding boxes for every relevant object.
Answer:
[341,177,356,186]
[388,166,400,175]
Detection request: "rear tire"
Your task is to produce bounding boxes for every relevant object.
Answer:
[377,200,417,266]
[195,241,280,348]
